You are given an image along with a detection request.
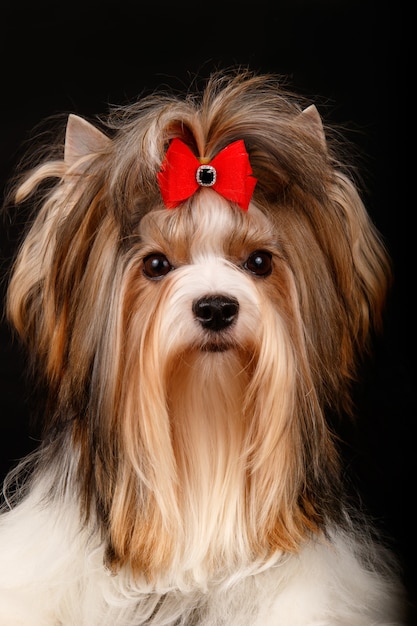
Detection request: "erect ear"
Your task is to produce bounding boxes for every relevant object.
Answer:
[64,114,111,167]
[298,104,327,150]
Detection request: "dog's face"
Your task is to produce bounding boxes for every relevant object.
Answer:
[5,71,391,586]
[135,195,270,356]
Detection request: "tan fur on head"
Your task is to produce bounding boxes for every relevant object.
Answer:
[6,69,391,586]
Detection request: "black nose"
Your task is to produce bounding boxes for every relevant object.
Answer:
[192,295,239,331]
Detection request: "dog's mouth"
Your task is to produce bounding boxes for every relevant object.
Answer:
[196,328,238,353]
[200,339,233,353]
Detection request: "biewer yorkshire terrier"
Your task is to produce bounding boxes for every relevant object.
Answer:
[0,69,407,625]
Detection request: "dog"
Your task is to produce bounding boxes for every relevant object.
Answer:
[0,69,407,625]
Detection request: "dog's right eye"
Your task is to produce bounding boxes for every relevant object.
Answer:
[142,253,173,279]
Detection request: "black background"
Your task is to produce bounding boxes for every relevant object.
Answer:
[1,0,414,619]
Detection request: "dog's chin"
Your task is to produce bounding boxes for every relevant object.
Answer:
[200,342,232,353]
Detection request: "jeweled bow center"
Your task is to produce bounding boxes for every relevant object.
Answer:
[196,165,217,187]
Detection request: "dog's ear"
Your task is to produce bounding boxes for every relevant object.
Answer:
[299,105,327,150]
[64,114,111,168]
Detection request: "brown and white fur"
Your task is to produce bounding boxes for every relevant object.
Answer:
[0,70,407,624]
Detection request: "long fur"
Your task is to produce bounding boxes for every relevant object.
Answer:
[0,69,407,624]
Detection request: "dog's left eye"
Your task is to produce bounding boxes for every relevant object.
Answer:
[243,250,272,277]
[142,253,173,279]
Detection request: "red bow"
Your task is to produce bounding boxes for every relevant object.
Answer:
[157,138,257,211]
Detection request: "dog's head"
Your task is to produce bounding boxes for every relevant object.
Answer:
[6,70,390,585]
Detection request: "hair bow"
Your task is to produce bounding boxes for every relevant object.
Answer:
[157,138,257,211]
